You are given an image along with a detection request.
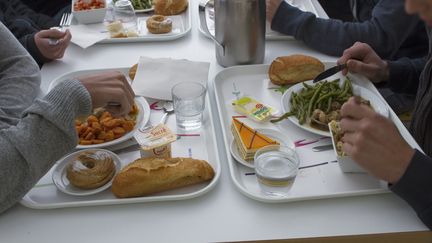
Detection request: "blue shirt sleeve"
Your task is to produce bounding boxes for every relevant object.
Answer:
[271,0,425,59]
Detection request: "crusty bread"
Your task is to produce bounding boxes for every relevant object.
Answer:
[112,157,215,198]
[154,0,188,16]
[269,55,325,85]
[129,63,138,80]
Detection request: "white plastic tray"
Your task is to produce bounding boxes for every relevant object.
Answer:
[198,0,327,40]
[20,67,221,209]
[71,4,191,43]
[212,63,421,203]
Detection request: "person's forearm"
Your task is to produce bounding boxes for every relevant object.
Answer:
[390,150,432,229]
[0,79,92,213]
[271,0,422,59]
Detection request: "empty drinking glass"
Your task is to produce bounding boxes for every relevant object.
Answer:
[172,82,206,130]
[113,0,138,35]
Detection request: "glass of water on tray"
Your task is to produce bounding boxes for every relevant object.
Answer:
[113,0,138,34]
[254,145,299,197]
[172,82,207,131]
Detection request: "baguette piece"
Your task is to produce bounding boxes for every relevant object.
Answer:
[112,157,215,198]
[269,55,325,85]
[154,0,188,16]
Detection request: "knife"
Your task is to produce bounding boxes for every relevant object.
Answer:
[311,144,334,152]
[313,63,347,83]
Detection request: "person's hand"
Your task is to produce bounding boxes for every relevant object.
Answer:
[337,42,390,83]
[340,97,415,184]
[266,0,283,23]
[34,29,72,60]
[77,71,135,117]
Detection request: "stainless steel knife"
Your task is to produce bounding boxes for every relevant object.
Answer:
[313,63,347,83]
[311,144,334,152]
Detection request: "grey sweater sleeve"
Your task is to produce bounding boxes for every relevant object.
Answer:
[0,25,41,129]
[0,22,92,213]
[390,150,432,229]
[271,0,423,59]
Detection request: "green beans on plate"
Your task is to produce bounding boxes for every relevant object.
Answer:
[271,78,353,125]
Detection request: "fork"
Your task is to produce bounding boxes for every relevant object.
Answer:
[139,101,174,133]
[49,12,72,45]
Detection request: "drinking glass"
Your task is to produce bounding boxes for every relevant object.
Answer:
[113,0,138,34]
[171,82,207,130]
[254,145,299,197]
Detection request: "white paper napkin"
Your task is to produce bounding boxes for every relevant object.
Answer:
[68,23,107,49]
[132,56,210,100]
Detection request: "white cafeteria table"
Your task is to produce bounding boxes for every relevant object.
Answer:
[0,1,429,242]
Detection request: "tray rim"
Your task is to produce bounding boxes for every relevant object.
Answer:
[20,66,221,209]
[212,63,421,203]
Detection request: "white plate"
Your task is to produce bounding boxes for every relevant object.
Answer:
[76,96,150,149]
[135,7,154,13]
[230,128,293,168]
[280,81,389,137]
[47,70,151,149]
[52,149,122,196]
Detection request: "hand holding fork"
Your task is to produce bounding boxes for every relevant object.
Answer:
[35,13,72,60]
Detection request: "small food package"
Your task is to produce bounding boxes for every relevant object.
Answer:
[232,95,277,122]
[135,124,177,158]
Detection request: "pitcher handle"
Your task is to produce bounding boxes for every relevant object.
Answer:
[199,0,225,55]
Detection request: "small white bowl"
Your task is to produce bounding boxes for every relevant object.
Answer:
[72,0,107,24]
[329,121,366,173]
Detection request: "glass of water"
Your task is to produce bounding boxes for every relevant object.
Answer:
[254,145,299,197]
[113,0,138,34]
[171,82,207,130]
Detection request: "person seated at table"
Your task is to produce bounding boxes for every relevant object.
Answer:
[267,0,428,115]
[0,22,135,214]
[0,0,72,67]
[266,0,427,60]
[21,0,70,19]
[335,0,432,229]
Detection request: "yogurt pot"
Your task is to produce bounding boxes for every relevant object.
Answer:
[135,124,177,158]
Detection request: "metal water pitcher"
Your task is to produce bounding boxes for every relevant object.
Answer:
[199,0,266,67]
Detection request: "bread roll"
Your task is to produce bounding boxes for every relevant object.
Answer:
[112,157,215,198]
[154,0,188,16]
[269,55,325,85]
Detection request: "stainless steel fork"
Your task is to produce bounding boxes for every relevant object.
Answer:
[59,12,72,29]
[49,13,72,45]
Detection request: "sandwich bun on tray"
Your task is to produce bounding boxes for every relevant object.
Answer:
[154,0,188,16]
[112,157,215,198]
[269,55,325,85]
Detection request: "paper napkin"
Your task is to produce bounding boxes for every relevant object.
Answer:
[132,56,210,100]
[69,23,107,49]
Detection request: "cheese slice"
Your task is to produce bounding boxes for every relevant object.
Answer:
[231,118,279,161]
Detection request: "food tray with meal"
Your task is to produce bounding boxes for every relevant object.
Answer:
[197,0,328,40]
[212,59,421,203]
[70,0,191,44]
[20,67,221,209]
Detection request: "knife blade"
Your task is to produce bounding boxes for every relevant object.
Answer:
[311,144,334,152]
[313,63,347,83]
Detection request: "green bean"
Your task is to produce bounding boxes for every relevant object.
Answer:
[302,82,313,90]
[326,97,333,113]
[307,81,326,117]
[270,111,295,123]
